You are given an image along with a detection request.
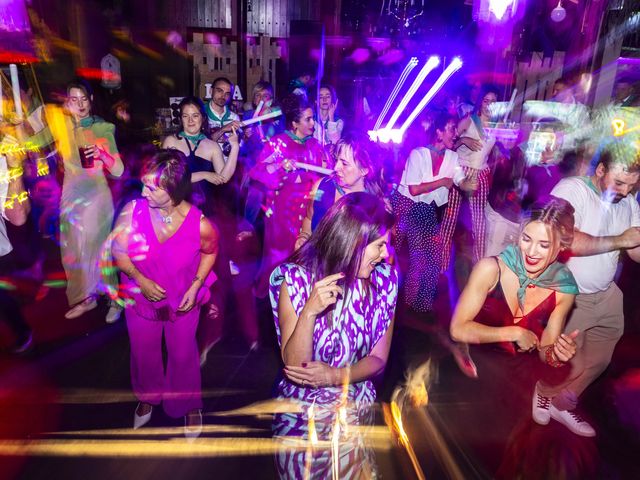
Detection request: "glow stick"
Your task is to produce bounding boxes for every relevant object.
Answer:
[293,162,333,175]
[374,57,419,130]
[398,57,463,139]
[253,100,264,118]
[239,109,282,127]
[383,55,440,131]
[9,64,23,121]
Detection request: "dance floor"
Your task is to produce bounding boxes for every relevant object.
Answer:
[2,246,640,479]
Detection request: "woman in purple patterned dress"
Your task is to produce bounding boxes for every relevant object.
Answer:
[269,192,398,479]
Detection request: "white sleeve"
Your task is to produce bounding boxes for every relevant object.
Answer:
[551,179,585,229]
[451,152,466,187]
[326,119,343,144]
[630,196,640,228]
[403,148,426,186]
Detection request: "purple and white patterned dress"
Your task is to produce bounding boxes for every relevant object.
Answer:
[269,262,398,479]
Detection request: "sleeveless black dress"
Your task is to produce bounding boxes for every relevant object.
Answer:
[183,137,216,218]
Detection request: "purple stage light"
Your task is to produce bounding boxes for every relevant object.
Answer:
[349,48,371,64]
[489,0,515,21]
[550,1,566,23]
[384,55,440,132]
[374,57,419,131]
[398,57,463,138]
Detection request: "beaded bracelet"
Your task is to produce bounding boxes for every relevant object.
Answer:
[544,345,563,368]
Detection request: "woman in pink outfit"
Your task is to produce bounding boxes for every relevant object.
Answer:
[249,94,328,298]
[112,150,218,438]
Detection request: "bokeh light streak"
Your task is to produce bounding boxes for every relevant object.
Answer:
[0,141,40,156]
[374,56,419,131]
[383,55,440,132]
[389,400,425,480]
[0,166,24,184]
[398,56,463,139]
[488,0,515,21]
[3,191,29,210]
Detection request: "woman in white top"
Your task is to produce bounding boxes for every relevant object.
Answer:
[440,85,498,271]
[392,113,476,314]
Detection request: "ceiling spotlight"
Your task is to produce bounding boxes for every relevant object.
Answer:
[550,0,566,22]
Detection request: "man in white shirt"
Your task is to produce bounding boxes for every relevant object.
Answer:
[205,77,240,143]
[533,149,640,437]
[0,136,33,353]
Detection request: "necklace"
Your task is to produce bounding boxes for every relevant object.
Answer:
[158,208,175,224]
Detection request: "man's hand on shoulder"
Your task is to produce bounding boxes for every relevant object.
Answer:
[619,227,640,250]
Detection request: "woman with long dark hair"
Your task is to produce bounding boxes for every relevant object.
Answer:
[249,93,327,297]
[270,192,398,478]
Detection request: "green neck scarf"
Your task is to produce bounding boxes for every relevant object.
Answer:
[206,102,231,124]
[285,129,311,144]
[179,131,207,143]
[579,176,601,196]
[499,244,578,310]
[77,115,103,128]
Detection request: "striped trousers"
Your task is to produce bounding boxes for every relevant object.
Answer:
[440,166,491,272]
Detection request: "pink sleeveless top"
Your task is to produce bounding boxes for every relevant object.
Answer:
[123,199,214,320]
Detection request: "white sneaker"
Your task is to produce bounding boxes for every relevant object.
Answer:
[106,303,123,324]
[549,404,596,437]
[532,384,552,425]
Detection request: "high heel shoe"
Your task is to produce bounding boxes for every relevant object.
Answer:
[184,410,203,439]
[65,297,98,319]
[133,403,153,429]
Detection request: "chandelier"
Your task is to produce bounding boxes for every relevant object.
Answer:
[381,0,426,28]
